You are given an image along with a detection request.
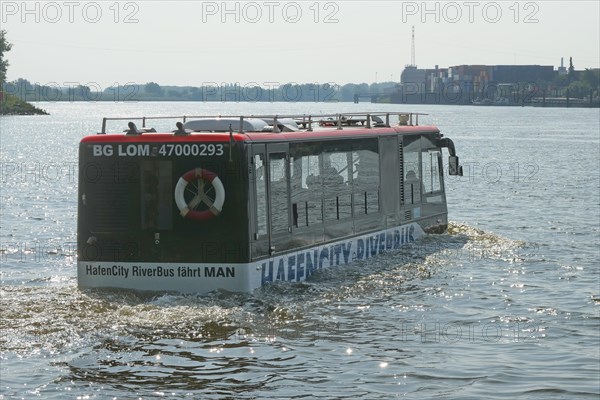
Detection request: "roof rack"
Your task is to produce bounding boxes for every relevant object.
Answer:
[98,111,428,134]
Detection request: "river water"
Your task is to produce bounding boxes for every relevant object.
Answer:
[1,102,598,399]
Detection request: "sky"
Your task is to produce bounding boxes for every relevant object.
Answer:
[2,0,599,89]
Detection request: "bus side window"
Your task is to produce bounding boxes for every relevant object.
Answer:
[352,140,380,215]
[269,153,289,233]
[421,149,443,203]
[403,136,421,205]
[290,144,322,227]
[323,149,351,221]
[254,154,268,237]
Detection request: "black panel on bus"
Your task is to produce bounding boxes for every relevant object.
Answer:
[77,142,249,264]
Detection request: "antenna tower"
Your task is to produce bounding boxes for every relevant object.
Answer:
[411,26,416,67]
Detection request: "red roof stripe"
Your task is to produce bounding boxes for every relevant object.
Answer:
[80,125,439,144]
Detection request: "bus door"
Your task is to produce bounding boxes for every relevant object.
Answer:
[402,135,422,221]
[250,143,292,257]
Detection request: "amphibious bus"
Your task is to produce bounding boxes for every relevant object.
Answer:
[77,112,463,293]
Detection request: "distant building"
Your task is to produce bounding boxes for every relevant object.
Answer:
[400,66,428,93]
[557,58,568,76]
[394,63,557,104]
[447,65,490,95]
[490,65,554,83]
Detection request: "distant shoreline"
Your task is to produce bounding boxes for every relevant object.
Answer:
[5,80,598,109]
[0,93,48,115]
[15,98,599,109]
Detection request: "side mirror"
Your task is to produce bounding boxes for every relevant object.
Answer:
[448,156,463,176]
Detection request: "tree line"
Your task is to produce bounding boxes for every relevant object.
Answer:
[2,79,400,103]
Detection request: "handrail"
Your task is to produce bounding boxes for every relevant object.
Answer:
[98,111,428,134]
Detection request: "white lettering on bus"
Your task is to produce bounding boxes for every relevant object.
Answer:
[261,224,419,284]
[92,144,113,156]
[90,144,225,157]
[158,144,224,157]
[118,144,150,156]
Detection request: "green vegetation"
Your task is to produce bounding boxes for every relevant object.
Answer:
[0,92,48,115]
[0,30,11,85]
[568,68,600,95]
[568,56,575,80]
[0,30,48,115]
[3,79,399,103]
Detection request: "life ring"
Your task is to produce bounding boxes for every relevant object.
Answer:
[174,168,225,221]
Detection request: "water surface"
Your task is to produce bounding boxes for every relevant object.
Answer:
[1,102,598,399]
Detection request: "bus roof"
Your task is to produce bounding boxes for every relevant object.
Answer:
[83,111,442,144]
[80,124,441,144]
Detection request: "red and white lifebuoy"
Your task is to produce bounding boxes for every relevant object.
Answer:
[174,168,225,221]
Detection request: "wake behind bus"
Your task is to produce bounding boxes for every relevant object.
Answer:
[77,111,463,294]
